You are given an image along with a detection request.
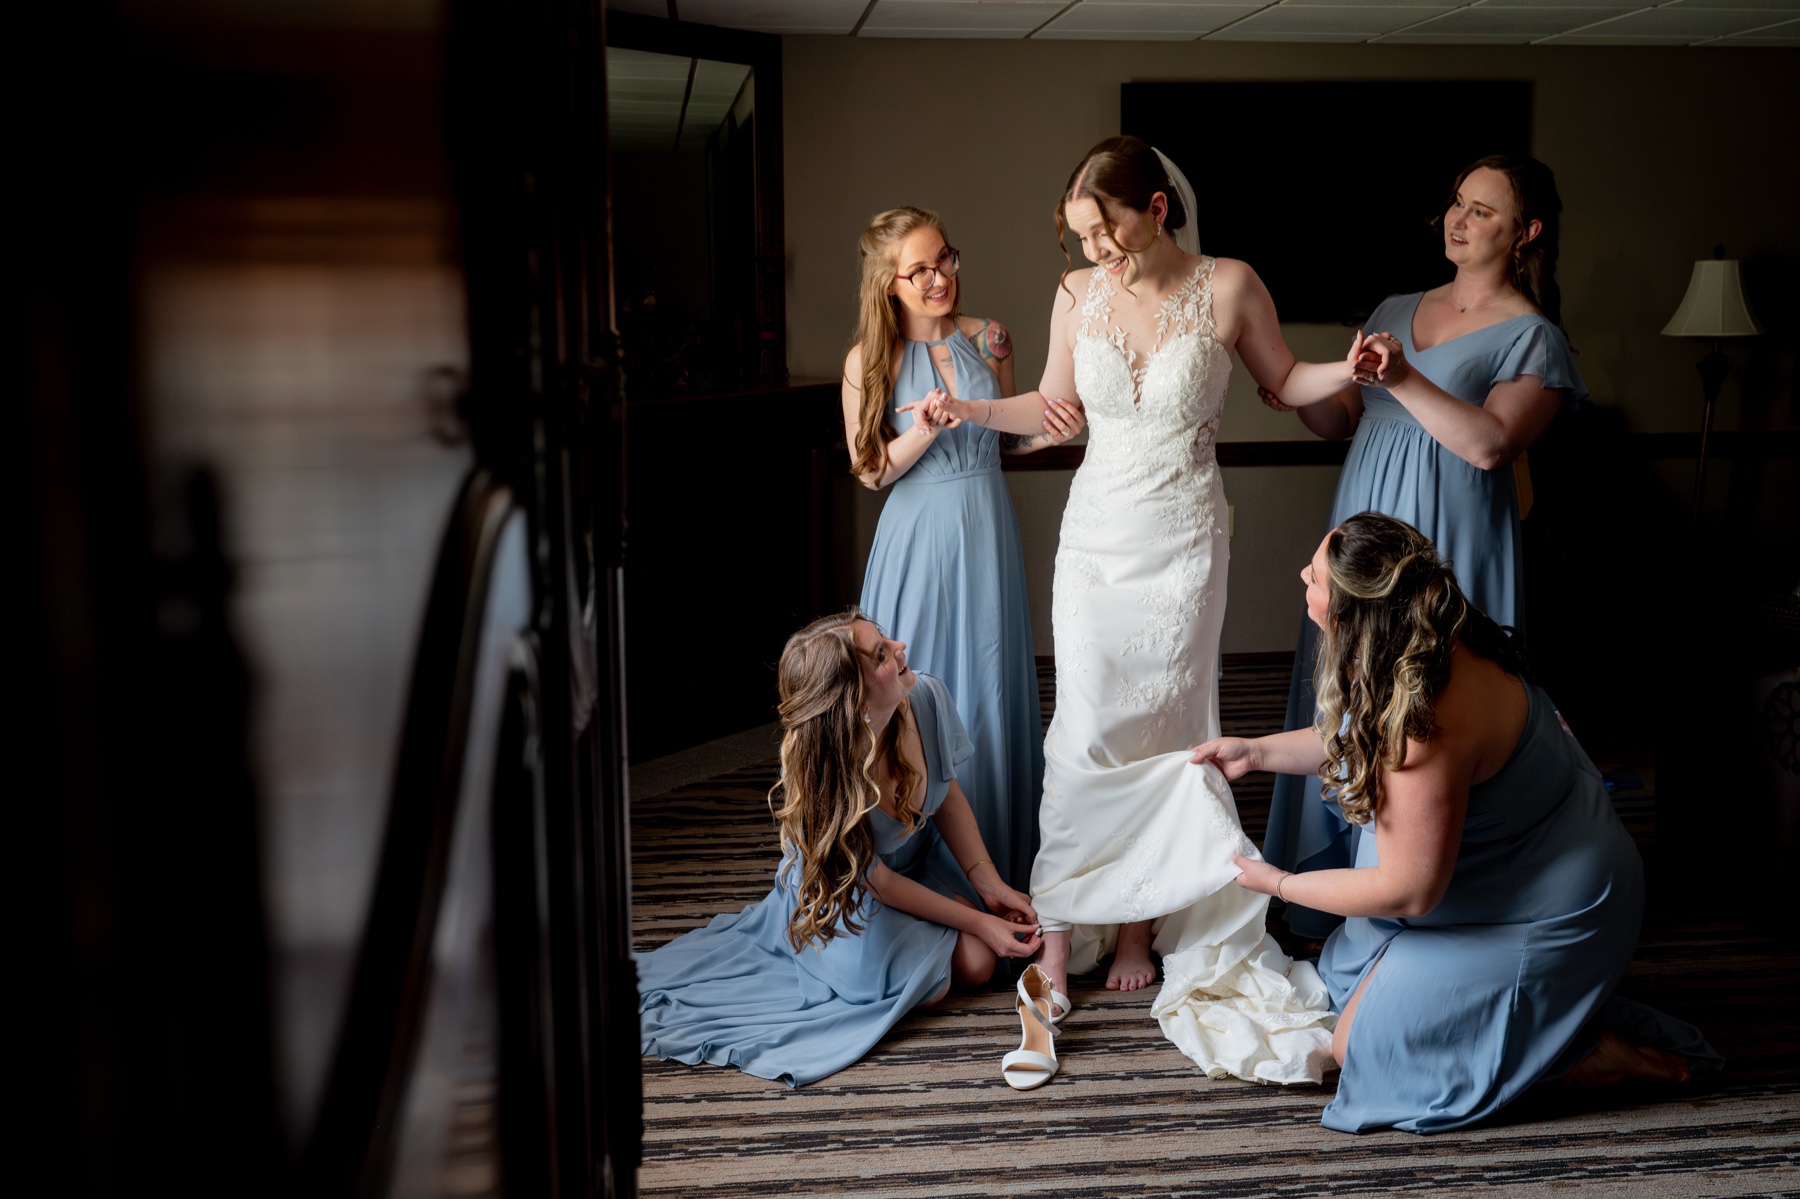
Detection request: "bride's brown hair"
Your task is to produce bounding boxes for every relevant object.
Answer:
[1054,135,1190,299]
[768,609,922,951]
[1313,513,1527,825]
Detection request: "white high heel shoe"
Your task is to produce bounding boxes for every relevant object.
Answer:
[1002,964,1061,1090]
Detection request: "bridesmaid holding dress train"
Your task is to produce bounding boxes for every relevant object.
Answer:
[1197,513,1719,1133]
[845,207,1083,894]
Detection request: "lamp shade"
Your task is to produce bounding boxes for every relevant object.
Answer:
[1662,259,1764,338]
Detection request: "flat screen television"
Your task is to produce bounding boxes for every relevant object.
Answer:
[1121,81,1533,325]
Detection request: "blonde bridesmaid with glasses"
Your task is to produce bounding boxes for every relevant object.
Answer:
[846,207,1083,898]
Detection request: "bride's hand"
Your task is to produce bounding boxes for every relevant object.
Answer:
[1190,736,1262,780]
[1041,396,1086,444]
[1230,851,1288,898]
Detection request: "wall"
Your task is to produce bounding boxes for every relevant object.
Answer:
[784,38,1800,653]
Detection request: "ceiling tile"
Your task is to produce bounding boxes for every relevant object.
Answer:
[1664,0,1800,9]
[1200,3,1454,36]
[1382,4,1634,35]
[1203,27,1381,39]
[676,0,870,34]
[1557,5,1795,33]
[1376,29,1558,39]
[1701,15,1800,37]
[860,0,1071,36]
[678,58,753,149]
[1534,31,1715,40]
[1036,2,1264,37]
[1470,0,1649,7]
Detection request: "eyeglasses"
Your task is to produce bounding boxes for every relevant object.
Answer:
[898,248,960,291]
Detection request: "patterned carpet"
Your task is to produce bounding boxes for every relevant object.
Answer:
[631,657,1800,1198]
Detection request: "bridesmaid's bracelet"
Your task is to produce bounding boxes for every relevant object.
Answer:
[1276,872,1292,902]
[964,858,993,876]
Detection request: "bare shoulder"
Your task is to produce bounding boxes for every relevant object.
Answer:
[1051,267,1093,317]
[1432,645,1528,776]
[1208,255,1266,299]
[957,314,1013,362]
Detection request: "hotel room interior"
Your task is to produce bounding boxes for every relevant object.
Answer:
[22,1,1796,1195]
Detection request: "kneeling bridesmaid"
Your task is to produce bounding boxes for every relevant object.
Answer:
[1192,512,1720,1133]
[638,609,1041,1087]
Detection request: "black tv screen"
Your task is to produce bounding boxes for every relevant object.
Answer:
[1121,81,1533,325]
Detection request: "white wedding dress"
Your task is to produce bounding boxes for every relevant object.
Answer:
[1031,257,1337,1085]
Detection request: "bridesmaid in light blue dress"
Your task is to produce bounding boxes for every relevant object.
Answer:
[1262,156,1587,938]
[1197,514,1719,1134]
[844,208,1082,893]
[639,613,1041,1086]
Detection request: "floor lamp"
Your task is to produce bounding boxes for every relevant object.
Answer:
[1661,249,1763,524]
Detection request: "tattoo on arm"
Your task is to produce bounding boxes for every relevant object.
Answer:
[1000,431,1051,453]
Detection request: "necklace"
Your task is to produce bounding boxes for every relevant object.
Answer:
[1448,286,1506,315]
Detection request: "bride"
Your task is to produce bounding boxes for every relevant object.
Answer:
[924,136,1375,1082]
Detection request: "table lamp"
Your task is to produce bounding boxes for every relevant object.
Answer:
[1661,247,1763,523]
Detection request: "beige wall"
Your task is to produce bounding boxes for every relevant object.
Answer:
[786,39,1800,653]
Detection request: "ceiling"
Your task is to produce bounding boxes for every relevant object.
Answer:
[608,47,753,152]
[608,0,1800,45]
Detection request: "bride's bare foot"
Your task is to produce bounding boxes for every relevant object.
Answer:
[1563,1031,1691,1088]
[1037,929,1071,1018]
[1106,920,1157,991]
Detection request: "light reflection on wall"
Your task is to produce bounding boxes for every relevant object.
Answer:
[138,193,471,1142]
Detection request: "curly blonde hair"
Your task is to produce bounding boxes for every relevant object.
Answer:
[1313,513,1527,825]
[848,207,960,480]
[768,609,922,951]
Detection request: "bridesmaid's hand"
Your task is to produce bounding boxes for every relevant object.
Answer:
[1230,851,1288,898]
[895,388,960,434]
[1351,331,1410,388]
[1189,736,1262,780]
[1041,396,1086,444]
[1257,385,1295,413]
[976,879,1038,929]
[975,911,1043,959]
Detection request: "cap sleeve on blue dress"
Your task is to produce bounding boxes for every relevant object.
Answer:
[911,674,974,805]
[1493,319,1588,408]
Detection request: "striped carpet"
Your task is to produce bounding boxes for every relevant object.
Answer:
[631,657,1800,1198]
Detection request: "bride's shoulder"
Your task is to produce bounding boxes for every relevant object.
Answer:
[1205,256,1259,291]
[1051,266,1096,314]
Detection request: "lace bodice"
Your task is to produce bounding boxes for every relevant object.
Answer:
[1072,256,1228,475]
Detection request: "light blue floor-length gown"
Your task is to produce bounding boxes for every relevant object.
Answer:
[860,332,1044,893]
[638,674,981,1087]
[1316,677,1721,1133]
[1265,293,1587,937]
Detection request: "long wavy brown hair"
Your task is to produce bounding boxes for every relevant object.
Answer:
[1434,153,1565,327]
[768,609,923,951]
[848,207,960,480]
[1313,513,1528,825]
[1053,135,1191,300]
